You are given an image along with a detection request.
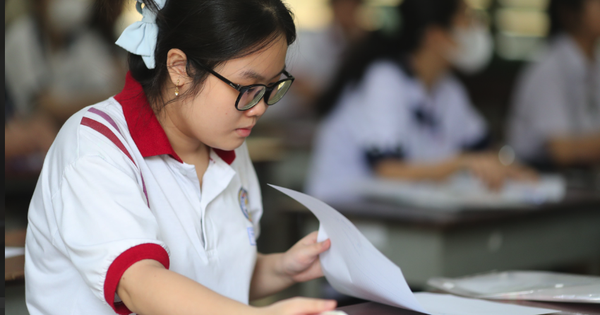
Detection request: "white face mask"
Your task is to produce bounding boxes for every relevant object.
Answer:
[447,23,494,74]
[47,0,93,35]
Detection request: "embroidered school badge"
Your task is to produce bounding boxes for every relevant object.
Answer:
[238,187,251,222]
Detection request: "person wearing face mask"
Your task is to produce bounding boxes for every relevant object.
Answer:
[5,0,127,125]
[306,0,536,202]
[507,0,600,170]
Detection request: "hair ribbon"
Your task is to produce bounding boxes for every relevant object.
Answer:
[115,0,167,69]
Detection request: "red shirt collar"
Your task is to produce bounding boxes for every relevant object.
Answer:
[114,72,235,165]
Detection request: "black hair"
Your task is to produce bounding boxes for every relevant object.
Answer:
[316,0,460,117]
[548,0,587,37]
[105,0,296,112]
[90,0,124,54]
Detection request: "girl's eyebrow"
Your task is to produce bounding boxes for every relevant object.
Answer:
[241,66,286,82]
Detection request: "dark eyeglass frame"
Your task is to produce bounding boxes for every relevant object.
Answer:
[199,64,295,111]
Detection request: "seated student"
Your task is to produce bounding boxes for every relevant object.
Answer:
[5,0,127,124]
[24,1,337,314]
[5,84,57,169]
[507,0,600,169]
[306,0,535,201]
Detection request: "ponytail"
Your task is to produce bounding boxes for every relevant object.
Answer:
[100,0,296,113]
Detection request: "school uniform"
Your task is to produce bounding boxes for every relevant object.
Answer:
[507,34,600,166]
[5,16,126,116]
[25,73,263,315]
[306,60,488,202]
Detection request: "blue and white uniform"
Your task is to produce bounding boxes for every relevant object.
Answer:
[306,60,488,201]
[507,34,600,164]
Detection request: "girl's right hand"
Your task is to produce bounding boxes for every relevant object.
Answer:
[258,297,337,315]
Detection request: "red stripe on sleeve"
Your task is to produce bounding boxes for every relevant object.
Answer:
[81,116,151,206]
[104,243,170,315]
[81,117,136,166]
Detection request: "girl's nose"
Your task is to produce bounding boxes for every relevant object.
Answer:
[246,99,268,118]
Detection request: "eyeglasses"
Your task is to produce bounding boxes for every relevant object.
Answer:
[199,64,295,111]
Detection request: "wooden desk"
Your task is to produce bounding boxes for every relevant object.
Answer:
[338,300,600,315]
[283,189,600,288]
[6,255,25,281]
[5,229,27,281]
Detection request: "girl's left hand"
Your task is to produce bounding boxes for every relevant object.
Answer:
[279,231,331,283]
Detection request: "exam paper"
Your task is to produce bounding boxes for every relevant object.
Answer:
[270,185,560,315]
[414,293,558,315]
[428,270,600,303]
[270,184,425,313]
[356,174,566,210]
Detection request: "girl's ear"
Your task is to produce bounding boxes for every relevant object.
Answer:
[166,48,190,86]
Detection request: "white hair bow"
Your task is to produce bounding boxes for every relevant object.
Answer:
[115,0,167,69]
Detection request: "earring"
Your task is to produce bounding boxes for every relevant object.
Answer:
[175,79,180,97]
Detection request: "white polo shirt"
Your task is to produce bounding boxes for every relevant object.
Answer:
[25,73,263,315]
[507,34,600,163]
[306,60,488,202]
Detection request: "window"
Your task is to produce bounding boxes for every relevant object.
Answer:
[494,0,550,60]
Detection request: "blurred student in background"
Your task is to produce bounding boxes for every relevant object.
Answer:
[507,0,600,170]
[262,0,367,121]
[306,0,535,201]
[5,0,127,125]
[5,84,56,162]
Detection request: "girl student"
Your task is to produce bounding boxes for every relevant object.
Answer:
[306,0,537,202]
[24,0,337,314]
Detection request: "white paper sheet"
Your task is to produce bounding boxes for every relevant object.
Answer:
[428,271,600,303]
[269,185,560,315]
[5,246,25,258]
[270,184,426,313]
[355,174,566,210]
[415,293,558,315]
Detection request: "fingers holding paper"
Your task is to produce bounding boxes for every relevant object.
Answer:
[249,232,330,300]
[280,231,331,283]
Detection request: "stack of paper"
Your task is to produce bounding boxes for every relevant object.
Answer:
[428,271,600,303]
[354,174,566,210]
